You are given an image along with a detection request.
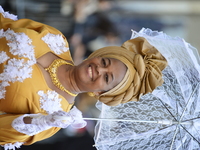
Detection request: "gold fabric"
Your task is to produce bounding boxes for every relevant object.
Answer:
[88,37,168,106]
[0,13,74,145]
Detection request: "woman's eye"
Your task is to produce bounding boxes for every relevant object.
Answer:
[102,58,106,67]
[105,74,109,83]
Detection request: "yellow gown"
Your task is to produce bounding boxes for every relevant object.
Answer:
[0,7,74,147]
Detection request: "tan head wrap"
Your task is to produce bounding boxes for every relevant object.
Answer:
[88,37,167,106]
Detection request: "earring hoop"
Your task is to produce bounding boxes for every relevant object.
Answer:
[87,92,95,97]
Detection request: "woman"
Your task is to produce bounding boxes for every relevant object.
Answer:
[0,6,167,150]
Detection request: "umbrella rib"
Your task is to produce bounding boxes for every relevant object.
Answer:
[158,95,180,149]
[170,124,180,150]
[179,82,200,122]
[175,95,180,121]
[191,119,200,138]
[161,82,200,149]
[159,99,178,122]
[190,125,200,143]
[176,83,200,146]
[160,100,200,150]
[179,124,200,145]
[178,124,184,150]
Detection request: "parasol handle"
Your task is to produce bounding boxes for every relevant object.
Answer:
[53,116,192,125]
[83,117,192,125]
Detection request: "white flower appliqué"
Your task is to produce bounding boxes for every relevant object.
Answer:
[42,33,69,55]
[38,90,63,114]
[0,6,18,21]
[3,29,36,62]
[0,81,10,99]
[0,51,10,64]
[1,58,34,83]
[3,142,24,150]
[0,29,36,99]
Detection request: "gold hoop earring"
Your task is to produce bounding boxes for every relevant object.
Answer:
[87,92,95,97]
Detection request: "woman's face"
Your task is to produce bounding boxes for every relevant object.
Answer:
[74,57,127,94]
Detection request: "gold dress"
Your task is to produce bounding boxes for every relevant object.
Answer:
[0,7,74,147]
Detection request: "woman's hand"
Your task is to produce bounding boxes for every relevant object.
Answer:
[31,106,87,129]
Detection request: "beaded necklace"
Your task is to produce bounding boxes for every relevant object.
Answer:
[45,59,77,97]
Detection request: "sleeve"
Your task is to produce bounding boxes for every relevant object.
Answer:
[0,6,73,62]
[0,113,60,147]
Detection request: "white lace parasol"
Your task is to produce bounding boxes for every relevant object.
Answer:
[90,28,200,150]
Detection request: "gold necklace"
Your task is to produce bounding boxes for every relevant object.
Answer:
[45,59,77,97]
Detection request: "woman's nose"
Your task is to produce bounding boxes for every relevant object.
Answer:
[97,65,107,75]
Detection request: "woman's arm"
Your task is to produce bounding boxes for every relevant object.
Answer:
[0,5,72,62]
[0,107,86,149]
[0,113,60,149]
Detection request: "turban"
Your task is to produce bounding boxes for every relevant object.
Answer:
[88,37,167,106]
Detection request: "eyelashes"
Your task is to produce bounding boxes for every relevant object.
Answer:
[102,58,106,67]
[105,74,108,83]
[102,58,109,83]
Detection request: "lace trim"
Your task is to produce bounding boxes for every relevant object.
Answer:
[38,90,63,114]
[0,81,10,99]
[41,33,69,55]
[131,28,182,41]
[0,29,36,99]
[0,51,10,64]
[0,6,18,21]
[12,114,51,136]
[2,142,24,150]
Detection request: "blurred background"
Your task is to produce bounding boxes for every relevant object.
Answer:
[0,0,200,150]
